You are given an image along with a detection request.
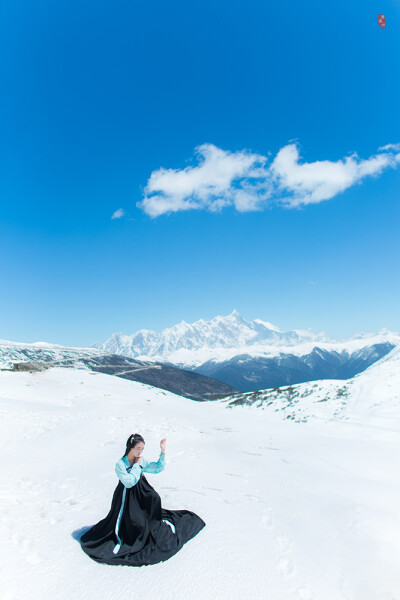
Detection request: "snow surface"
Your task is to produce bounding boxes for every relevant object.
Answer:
[1,360,400,600]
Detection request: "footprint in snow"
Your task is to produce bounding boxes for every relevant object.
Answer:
[240,451,262,456]
[277,535,294,552]
[26,552,43,565]
[11,533,43,564]
[297,588,314,600]
[278,557,297,578]
[65,498,78,506]
[260,509,275,530]
[275,534,298,580]
[244,494,262,502]
[213,427,235,432]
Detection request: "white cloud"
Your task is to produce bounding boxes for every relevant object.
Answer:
[137,144,270,218]
[136,142,400,217]
[271,144,400,208]
[111,208,126,220]
[378,143,400,152]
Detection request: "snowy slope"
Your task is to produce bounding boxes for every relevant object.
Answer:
[0,366,399,600]
[0,339,237,400]
[345,343,400,424]
[0,338,109,369]
[220,344,400,426]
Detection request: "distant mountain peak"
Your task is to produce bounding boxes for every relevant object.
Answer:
[348,327,399,341]
[95,312,400,374]
[228,309,243,320]
[95,311,327,363]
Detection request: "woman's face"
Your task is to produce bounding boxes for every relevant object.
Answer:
[132,442,145,457]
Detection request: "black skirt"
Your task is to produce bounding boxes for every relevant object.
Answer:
[80,474,206,566]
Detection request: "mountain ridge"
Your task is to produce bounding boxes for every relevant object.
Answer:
[218,343,400,424]
[94,311,399,391]
[0,339,237,401]
[94,310,399,366]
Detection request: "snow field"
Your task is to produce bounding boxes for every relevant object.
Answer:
[0,366,399,600]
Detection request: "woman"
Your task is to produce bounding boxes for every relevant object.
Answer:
[80,433,206,566]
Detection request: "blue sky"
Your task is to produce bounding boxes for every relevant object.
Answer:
[1,0,399,346]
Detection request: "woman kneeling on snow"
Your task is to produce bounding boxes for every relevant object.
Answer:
[80,433,205,566]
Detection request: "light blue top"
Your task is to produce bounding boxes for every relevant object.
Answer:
[114,452,166,488]
[112,452,167,553]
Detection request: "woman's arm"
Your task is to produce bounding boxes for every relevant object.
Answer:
[115,459,142,488]
[141,452,166,474]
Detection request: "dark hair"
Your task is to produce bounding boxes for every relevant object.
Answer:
[123,433,145,457]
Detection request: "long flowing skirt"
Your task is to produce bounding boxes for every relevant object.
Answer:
[80,474,206,566]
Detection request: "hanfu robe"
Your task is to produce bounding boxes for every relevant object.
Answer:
[80,452,205,566]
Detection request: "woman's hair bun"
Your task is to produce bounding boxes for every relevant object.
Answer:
[125,433,145,450]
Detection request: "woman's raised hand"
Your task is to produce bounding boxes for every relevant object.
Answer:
[160,438,166,454]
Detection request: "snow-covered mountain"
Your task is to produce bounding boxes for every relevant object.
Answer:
[0,339,108,369]
[0,339,237,400]
[95,311,400,392]
[94,309,330,360]
[194,340,396,392]
[218,344,400,425]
